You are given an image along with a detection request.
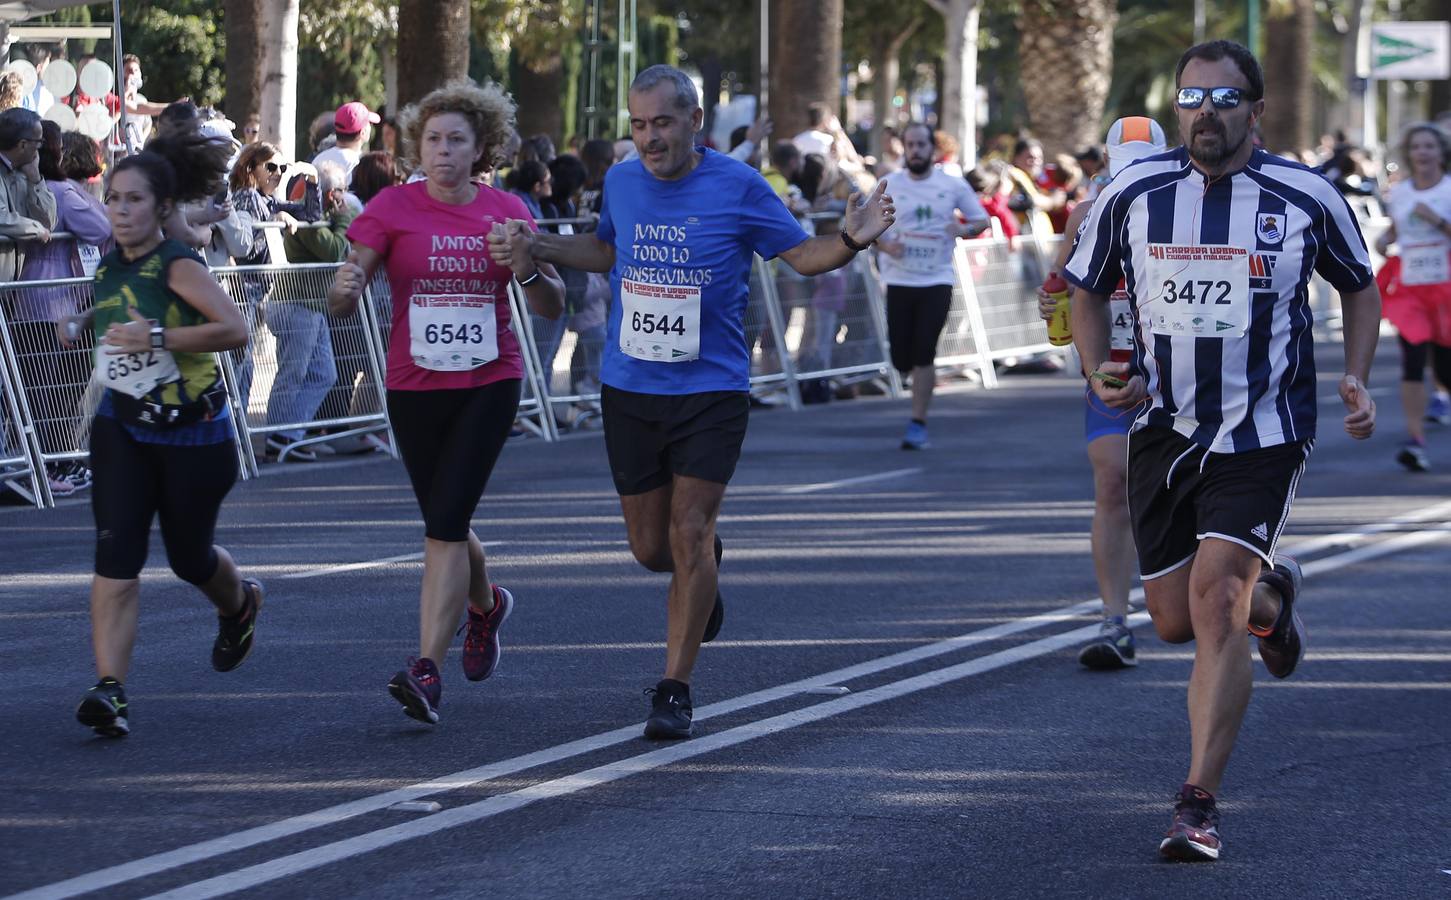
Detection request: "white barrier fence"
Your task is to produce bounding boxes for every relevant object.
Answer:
[0,225,1065,508]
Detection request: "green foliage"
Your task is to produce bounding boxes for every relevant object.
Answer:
[115,2,226,108]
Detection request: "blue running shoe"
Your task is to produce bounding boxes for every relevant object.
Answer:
[1426,392,1451,426]
[901,421,931,450]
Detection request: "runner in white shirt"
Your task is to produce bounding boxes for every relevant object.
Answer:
[1372,122,1451,471]
[875,122,989,449]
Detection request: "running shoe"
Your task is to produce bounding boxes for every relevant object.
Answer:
[388,657,442,724]
[1255,556,1305,679]
[1426,392,1451,425]
[212,578,264,672]
[1159,783,1222,861]
[643,678,693,740]
[265,435,317,463]
[901,421,931,450]
[47,473,77,498]
[1396,441,1430,472]
[1078,620,1138,669]
[702,534,724,644]
[76,677,129,738]
[459,585,513,681]
[58,461,92,491]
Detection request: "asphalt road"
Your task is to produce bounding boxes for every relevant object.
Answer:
[3,337,1448,899]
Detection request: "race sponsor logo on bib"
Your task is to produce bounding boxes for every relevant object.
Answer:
[408,293,499,371]
[96,344,181,398]
[1255,213,1283,246]
[1143,243,1250,338]
[1401,242,1450,287]
[619,277,700,363]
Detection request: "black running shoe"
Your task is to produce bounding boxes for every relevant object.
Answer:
[213,579,264,672]
[388,657,442,724]
[643,678,693,739]
[1255,557,1305,678]
[1078,620,1138,670]
[702,534,724,644]
[1159,783,1222,861]
[76,677,129,738]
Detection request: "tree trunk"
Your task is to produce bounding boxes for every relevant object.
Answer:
[768,0,843,142]
[397,0,470,110]
[258,0,299,159]
[1261,0,1315,156]
[223,0,263,127]
[1016,0,1116,158]
[870,18,921,157]
[926,0,981,168]
[513,53,565,147]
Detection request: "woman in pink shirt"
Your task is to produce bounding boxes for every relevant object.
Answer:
[328,81,564,726]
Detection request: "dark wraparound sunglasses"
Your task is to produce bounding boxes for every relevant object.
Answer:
[1176,87,1247,110]
[261,161,280,173]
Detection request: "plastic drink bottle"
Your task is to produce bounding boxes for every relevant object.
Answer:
[1044,271,1072,346]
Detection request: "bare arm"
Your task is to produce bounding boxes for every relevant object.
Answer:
[779,180,896,277]
[525,230,615,274]
[1337,281,1382,439]
[101,259,248,354]
[327,244,382,318]
[1072,286,1146,409]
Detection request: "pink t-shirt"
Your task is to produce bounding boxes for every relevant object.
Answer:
[348,181,535,391]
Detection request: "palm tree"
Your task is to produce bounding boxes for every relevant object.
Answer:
[767,0,843,141]
[1262,0,1316,156]
[397,0,470,108]
[1016,0,1118,156]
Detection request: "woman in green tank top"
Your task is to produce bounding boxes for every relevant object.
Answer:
[56,133,267,740]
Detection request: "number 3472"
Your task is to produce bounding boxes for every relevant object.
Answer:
[1161,279,1230,305]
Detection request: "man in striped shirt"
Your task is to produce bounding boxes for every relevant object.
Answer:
[1063,40,1381,862]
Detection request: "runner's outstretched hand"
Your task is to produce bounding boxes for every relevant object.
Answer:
[488,219,535,273]
[1340,374,1375,439]
[843,180,895,247]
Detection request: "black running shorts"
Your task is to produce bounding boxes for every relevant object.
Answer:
[885,283,954,373]
[1127,425,1312,579]
[386,380,520,542]
[601,385,750,495]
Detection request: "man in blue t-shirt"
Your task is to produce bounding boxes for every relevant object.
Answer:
[489,64,896,740]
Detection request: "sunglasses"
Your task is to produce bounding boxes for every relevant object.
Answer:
[1176,87,1248,110]
[261,161,281,173]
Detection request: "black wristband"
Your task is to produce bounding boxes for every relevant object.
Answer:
[517,270,540,287]
[840,230,870,253]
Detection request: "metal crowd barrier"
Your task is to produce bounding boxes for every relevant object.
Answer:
[1,201,1396,509]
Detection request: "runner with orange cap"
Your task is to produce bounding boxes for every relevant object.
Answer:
[1039,115,1166,668]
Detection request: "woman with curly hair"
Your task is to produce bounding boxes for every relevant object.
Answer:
[327,80,564,725]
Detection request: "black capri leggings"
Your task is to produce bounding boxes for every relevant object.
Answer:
[90,415,239,583]
[386,380,521,542]
[1398,335,1451,386]
[885,284,954,374]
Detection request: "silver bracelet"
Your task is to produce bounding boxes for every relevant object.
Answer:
[517,270,541,287]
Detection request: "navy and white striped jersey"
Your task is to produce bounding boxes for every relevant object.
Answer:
[1063,147,1374,453]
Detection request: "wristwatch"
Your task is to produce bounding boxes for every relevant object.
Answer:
[840,230,870,253]
[149,325,166,350]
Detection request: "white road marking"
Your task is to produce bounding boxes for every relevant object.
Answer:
[280,543,505,580]
[11,509,1448,900]
[780,467,924,495]
[141,612,1156,900]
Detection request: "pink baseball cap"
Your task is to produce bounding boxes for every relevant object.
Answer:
[335,101,380,134]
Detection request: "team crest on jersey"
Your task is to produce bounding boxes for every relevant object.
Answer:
[1256,213,1283,246]
[914,204,933,225]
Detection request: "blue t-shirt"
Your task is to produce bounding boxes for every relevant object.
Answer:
[597,148,809,394]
